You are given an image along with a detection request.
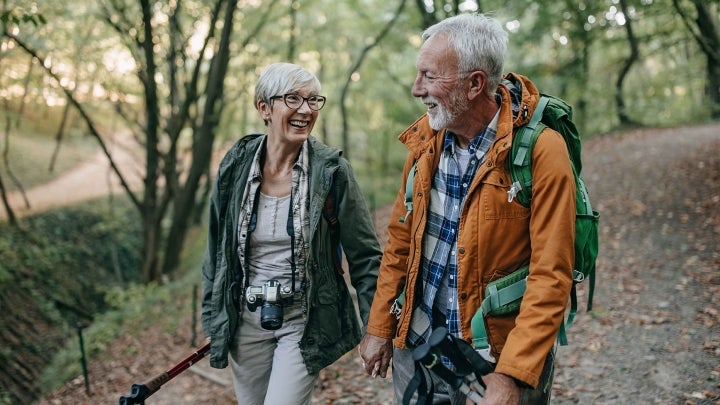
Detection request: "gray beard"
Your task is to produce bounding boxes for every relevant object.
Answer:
[427,93,468,131]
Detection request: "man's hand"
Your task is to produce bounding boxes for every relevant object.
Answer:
[357,333,393,378]
[472,373,521,405]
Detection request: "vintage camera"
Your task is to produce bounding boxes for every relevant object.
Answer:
[245,279,294,330]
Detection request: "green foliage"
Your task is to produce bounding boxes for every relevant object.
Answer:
[0,7,47,27]
[0,389,12,405]
[0,199,142,315]
[37,227,206,394]
[38,282,172,391]
[0,198,143,399]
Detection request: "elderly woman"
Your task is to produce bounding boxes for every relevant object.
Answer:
[201,62,382,404]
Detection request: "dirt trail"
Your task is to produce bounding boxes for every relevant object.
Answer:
[1,135,142,219]
[35,124,720,405]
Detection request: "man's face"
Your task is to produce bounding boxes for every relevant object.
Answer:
[412,34,469,131]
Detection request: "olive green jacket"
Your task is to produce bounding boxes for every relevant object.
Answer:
[201,134,381,373]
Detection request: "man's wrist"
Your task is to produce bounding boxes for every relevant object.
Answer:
[500,373,530,389]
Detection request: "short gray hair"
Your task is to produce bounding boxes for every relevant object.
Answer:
[254,62,322,107]
[422,13,508,93]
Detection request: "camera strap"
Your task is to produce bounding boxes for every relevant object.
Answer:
[286,193,297,298]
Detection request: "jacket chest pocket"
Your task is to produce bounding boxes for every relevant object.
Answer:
[480,172,529,220]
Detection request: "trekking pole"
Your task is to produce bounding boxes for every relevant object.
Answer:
[118,341,211,405]
[411,343,484,404]
[427,327,495,395]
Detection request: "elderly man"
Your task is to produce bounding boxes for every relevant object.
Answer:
[359,13,575,405]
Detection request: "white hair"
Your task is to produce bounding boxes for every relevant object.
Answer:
[422,13,508,92]
[254,62,322,106]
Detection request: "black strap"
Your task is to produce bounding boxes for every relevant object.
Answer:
[286,192,297,296]
[322,174,343,275]
[403,361,434,405]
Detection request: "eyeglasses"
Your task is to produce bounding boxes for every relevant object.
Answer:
[270,94,326,111]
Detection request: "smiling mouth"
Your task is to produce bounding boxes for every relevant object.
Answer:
[423,99,438,111]
[290,120,309,128]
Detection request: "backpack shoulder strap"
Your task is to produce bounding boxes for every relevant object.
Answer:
[509,96,550,207]
[399,161,418,223]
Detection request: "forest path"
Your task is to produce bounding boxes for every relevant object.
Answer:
[1,133,142,220]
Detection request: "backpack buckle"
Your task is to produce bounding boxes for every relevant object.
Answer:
[390,299,403,320]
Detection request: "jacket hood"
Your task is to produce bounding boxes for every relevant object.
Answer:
[503,72,542,126]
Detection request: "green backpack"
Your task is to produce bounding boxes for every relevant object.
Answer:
[398,94,600,348]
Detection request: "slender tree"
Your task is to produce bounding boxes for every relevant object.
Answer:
[616,0,641,126]
[673,0,720,118]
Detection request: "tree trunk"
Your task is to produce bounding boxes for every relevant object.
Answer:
[0,173,18,226]
[2,98,30,211]
[162,0,241,276]
[48,102,70,173]
[708,56,720,119]
[690,0,720,118]
[615,0,640,126]
[139,0,163,283]
[674,0,720,118]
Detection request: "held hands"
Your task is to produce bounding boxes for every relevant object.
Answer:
[467,373,521,405]
[357,333,393,378]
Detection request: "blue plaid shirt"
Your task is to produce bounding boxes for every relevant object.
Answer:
[407,112,499,348]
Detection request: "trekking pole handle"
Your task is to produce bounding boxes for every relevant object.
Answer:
[141,371,171,393]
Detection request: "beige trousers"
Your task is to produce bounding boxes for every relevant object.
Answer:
[229,302,317,405]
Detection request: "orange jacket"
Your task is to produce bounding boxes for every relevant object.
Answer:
[366,74,575,387]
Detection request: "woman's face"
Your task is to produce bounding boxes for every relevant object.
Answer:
[258,87,321,146]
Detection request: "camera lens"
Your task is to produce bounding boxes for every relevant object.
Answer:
[260,302,284,330]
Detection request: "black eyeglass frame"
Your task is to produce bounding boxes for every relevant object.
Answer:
[269,93,327,111]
